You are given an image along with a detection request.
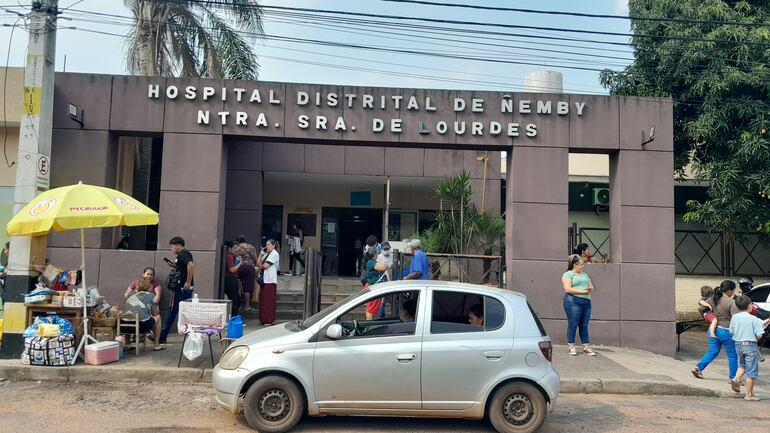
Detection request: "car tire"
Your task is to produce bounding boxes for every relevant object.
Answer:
[488,382,547,433]
[243,375,305,433]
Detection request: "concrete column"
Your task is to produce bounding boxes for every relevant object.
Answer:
[155,133,226,302]
[224,140,263,243]
[505,146,570,328]
[1,0,59,359]
[610,148,676,354]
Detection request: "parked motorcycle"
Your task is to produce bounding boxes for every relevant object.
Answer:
[739,276,770,348]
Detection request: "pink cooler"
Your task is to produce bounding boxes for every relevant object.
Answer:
[84,341,120,365]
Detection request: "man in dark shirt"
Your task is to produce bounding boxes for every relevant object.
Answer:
[159,236,195,344]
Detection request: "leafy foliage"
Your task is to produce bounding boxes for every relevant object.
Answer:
[125,0,263,79]
[600,0,770,233]
[421,171,505,255]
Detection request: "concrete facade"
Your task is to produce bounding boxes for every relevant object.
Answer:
[45,73,675,354]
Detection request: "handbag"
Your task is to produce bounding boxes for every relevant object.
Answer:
[257,269,264,286]
[166,270,183,291]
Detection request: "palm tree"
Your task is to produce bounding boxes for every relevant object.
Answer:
[125,0,263,79]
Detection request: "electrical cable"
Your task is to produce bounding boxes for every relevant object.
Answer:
[181,1,770,48]
[2,15,23,168]
[58,10,770,86]
[378,0,770,28]
[62,6,770,78]
[8,4,761,109]
[60,25,770,110]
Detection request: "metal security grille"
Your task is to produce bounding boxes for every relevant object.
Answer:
[566,226,770,277]
[393,252,504,288]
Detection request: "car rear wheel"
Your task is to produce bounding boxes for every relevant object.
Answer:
[488,382,547,433]
[243,376,305,433]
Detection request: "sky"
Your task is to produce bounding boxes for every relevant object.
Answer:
[0,0,632,94]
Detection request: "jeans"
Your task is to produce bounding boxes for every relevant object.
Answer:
[735,341,760,379]
[290,252,305,273]
[563,294,591,345]
[160,287,194,341]
[696,327,738,378]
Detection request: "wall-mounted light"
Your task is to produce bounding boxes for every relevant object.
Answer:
[68,102,84,128]
[641,126,655,148]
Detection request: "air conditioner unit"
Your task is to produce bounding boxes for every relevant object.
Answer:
[592,188,610,206]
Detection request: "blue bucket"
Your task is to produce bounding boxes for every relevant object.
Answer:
[228,315,244,339]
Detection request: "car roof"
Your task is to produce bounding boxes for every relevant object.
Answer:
[370,280,527,301]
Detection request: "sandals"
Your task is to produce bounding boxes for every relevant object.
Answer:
[583,346,597,356]
[568,346,578,356]
[691,368,704,379]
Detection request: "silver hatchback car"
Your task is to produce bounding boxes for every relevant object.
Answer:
[213,281,559,433]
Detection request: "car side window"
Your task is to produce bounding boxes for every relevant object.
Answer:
[331,290,420,339]
[430,291,505,334]
[484,296,505,331]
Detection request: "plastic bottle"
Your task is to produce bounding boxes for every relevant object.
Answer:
[192,293,199,303]
[228,315,244,339]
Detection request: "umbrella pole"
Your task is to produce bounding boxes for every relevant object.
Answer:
[71,227,96,365]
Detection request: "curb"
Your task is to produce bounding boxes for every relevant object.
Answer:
[0,364,212,384]
[0,364,731,397]
[560,378,729,398]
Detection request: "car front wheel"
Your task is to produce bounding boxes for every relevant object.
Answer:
[488,382,547,433]
[243,376,305,433]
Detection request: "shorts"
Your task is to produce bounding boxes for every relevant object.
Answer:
[121,317,156,334]
[735,341,760,379]
[366,298,383,315]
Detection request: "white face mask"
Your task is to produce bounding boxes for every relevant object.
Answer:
[382,250,391,257]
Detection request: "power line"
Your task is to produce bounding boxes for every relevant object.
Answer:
[58,7,770,85]
[59,25,770,112]
[378,0,770,28]
[62,14,630,70]
[182,1,770,47]
[2,16,23,168]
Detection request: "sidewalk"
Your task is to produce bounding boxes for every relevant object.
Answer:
[1,320,767,399]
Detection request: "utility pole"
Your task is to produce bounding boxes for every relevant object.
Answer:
[0,0,58,359]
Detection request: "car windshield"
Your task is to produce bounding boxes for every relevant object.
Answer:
[299,289,368,329]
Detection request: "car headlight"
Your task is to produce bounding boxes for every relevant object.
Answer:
[219,346,249,370]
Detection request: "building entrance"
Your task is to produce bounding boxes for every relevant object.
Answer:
[321,207,383,277]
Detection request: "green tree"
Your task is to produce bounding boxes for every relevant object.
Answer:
[125,0,263,79]
[600,0,770,234]
[422,171,505,255]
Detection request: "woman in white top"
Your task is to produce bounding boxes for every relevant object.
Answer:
[258,239,280,326]
[288,223,305,275]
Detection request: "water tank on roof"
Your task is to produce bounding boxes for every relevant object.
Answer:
[523,71,563,93]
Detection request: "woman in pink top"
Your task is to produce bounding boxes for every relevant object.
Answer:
[125,267,161,304]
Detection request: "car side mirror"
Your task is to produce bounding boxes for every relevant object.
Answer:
[326,324,343,340]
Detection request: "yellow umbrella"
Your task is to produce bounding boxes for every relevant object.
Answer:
[7,181,158,236]
[6,181,159,364]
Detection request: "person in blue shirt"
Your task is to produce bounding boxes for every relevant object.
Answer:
[404,239,430,280]
[729,295,770,401]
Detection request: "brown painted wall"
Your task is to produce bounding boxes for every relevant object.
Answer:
[49,73,674,354]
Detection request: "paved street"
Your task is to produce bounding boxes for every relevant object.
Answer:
[1,380,768,433]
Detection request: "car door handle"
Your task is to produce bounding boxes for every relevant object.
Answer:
[484,351,504,360]
[396,353,417,362]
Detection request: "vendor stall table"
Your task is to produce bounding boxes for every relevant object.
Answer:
[26,304,88,344]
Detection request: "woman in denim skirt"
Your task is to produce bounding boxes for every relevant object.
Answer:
[562,255,596,356]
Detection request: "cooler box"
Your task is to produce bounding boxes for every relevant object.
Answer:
[84,341,119,365]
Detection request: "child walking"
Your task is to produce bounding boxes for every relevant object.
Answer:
[729,295,770,400]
